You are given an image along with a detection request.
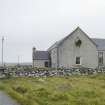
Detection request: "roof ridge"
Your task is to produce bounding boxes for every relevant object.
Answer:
[48,27,80,51]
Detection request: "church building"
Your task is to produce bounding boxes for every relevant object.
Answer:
[32,27,105,69]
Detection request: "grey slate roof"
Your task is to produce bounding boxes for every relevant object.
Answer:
[92,38,105,50]
[33,51,49,60]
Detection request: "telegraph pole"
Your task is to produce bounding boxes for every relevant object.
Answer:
[2,36,4,67]
[18,56,20,65]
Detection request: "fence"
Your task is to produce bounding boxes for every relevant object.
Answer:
[0,66,105,77]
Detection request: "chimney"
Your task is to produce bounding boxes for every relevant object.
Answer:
[32,47,36,59]
[33,47,36,53]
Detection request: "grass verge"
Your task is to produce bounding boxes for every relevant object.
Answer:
[0,74,105,105]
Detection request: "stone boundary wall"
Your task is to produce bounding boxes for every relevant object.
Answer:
[1,66,105,77]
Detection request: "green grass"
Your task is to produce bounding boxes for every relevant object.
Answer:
[1,74,105,105]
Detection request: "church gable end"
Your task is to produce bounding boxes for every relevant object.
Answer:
[57,27,98,68]
[58,27,97,48]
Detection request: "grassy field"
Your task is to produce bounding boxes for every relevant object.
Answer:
[0,74,105,105]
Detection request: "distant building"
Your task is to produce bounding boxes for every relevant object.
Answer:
[32,27,105,68]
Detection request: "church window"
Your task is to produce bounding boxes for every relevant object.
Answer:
[76,57,81,64]
[75,37,82,47]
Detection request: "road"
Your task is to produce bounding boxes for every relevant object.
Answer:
[0,91,20,105]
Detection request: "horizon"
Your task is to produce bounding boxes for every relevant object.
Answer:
[0,0,105,62]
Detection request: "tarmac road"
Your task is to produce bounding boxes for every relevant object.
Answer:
[0,91,20,105]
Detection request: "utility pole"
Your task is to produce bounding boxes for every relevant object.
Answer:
[18,56,20,65]
[2,36,4,67]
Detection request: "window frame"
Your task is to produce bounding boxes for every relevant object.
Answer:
[44,61,49,67]
[98,52,103,65]
[75,56,81,65]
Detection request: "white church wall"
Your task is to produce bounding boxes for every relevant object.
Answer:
[50,48,58,68]
[58,29,98,68]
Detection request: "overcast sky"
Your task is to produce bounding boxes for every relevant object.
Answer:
[0,0,105,63]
